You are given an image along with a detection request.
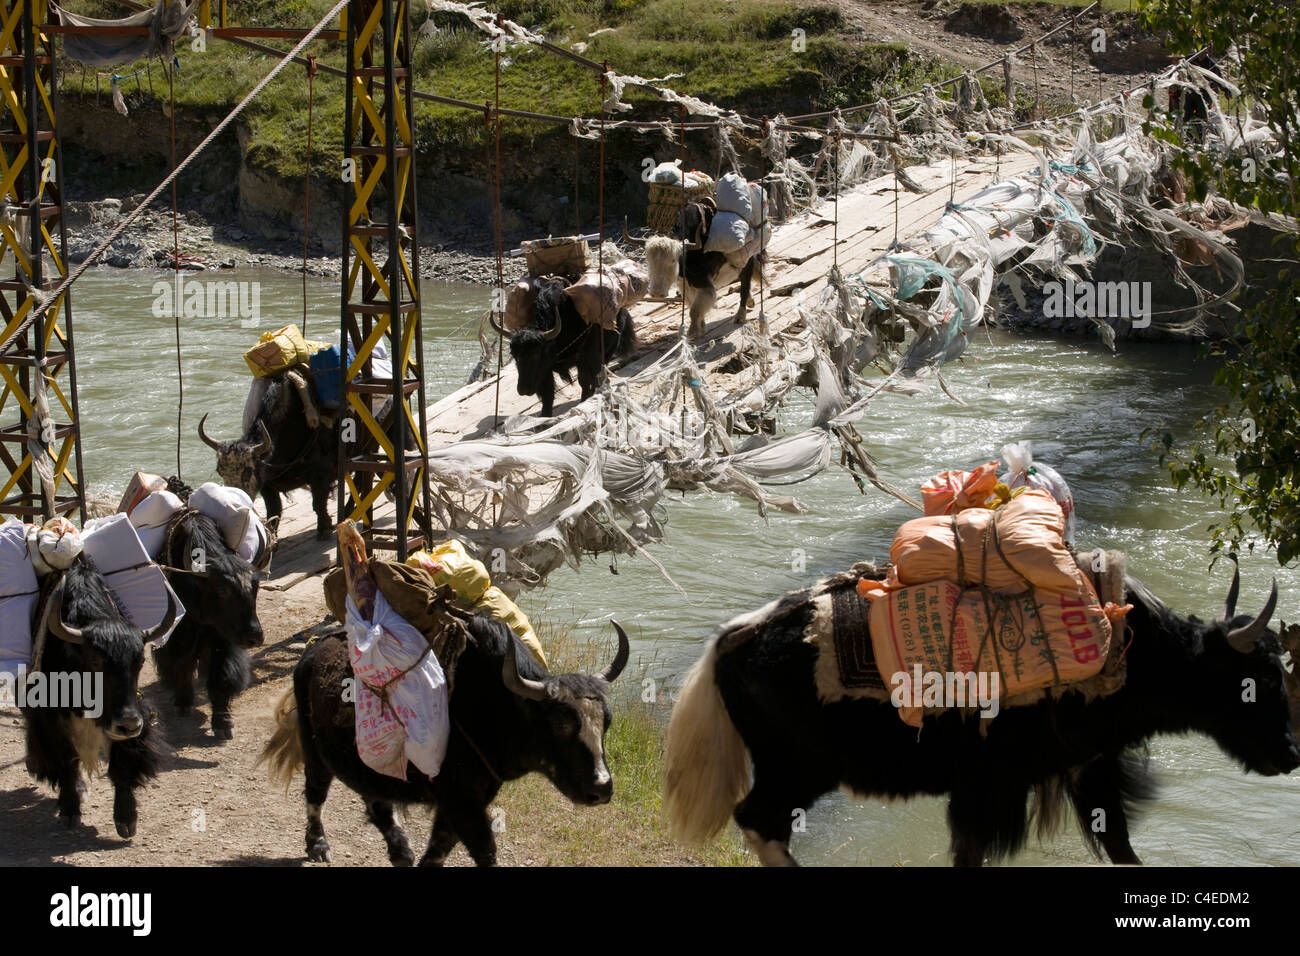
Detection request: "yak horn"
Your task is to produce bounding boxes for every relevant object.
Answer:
[198,413,222,451]
[1226,579,1278,653]
[251,420,273,458]
[1219,565,1241,624]
[596,619,631,684]
[45,580,83,645]
[489,310,507,336]
[502,645,548,701]
[621,216,648,246]
[145,589,179,645]
[542,309,564,342]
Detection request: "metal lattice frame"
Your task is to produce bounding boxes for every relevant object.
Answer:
[338,0,431,559]
[0,0,84,523]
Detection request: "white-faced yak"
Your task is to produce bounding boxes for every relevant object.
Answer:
[261,615,630,866]
[664,564,1299,866]
[22,563,176,838]
[497,278,636,418]
[641,201,765,342]
[155,510,266,740]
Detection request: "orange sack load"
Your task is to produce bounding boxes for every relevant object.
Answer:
[859,487,1122,727]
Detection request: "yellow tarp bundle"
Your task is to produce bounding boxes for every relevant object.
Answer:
[244,324,330,378]
[407,541,546,667]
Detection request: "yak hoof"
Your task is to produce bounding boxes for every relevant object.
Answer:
[390,846,415,868]
[115,818,137,839]
[315,524,331,542]
[307,839,332,863]
[212,722,234,742]
[59,811,82,830]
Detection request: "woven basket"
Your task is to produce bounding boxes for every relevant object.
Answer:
[646,176,714,234]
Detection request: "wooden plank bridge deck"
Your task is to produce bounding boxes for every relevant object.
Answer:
[265,151,1040,593]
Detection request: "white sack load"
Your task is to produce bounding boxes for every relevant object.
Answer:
[81,513,184,647]
[564,260,649,330]
[189,482,270,567]
[724,220,772,268]
[346,589,450,781]
[1,517,38,675]
[127,489,185,561]
[26,517,83,575]
[705,210,750,254]
[715,173,753,220]
[747,182,768,227]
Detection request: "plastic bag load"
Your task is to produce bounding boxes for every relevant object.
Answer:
[307,344,343,409]
[865,578,1112,727]
[921,461,1000,516]
[0,517,39,674]
[564,260,648,329]
[26,517,83,575]
[714,172,753,220]
[1001,441,1076,543]
[723,220,771,268]
[649,160,711,188]
[406,539,491,604]
[127,489,185,561]
[81,513,185,647]
[474,586,547,668]
[188,482,270,566]
[346,589,450,781]
[704,211,750,255]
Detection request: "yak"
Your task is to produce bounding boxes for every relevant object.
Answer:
[497,277,636,418]
[199,374,336,540]
[261,615,630,866]
[22,561,176,838]
[640,201,765,342]
[155,510,266,740]
[664,564,1299,866]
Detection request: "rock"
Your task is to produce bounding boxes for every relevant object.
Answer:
[944,2,1024,41]
[99,197,122,213]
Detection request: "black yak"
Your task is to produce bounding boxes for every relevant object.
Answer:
[664,564,1298,866]
[640,201,765,342]
[261,615,629,866]
[497,278,636,418]
[22,562,176,837]
[199,375,337,540]
[155,510,265,740]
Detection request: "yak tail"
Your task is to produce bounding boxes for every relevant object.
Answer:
[257,688,304,793]
[663,639,751,845]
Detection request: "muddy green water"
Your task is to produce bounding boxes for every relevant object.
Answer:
[71,267,1299,866]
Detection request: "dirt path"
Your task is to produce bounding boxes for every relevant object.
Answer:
[838,1,1167,108]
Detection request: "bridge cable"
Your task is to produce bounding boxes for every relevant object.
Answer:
[598,62,608,375]
[168,59,183,481]
[301,54,317,335]
[490,15,505,455]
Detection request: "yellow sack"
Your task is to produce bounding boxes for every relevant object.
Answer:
[244,324,329,378]
[405,539,491,604]
[474,586,546,668]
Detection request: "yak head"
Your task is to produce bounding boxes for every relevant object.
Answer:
[1187,569,1300,777]
[503,279,568,397]
[199,414,273,498]
[500,619,630,806]
[168,512,265,649]
[44,563,176,741]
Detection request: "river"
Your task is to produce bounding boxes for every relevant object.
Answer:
[69,267,1300,866]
